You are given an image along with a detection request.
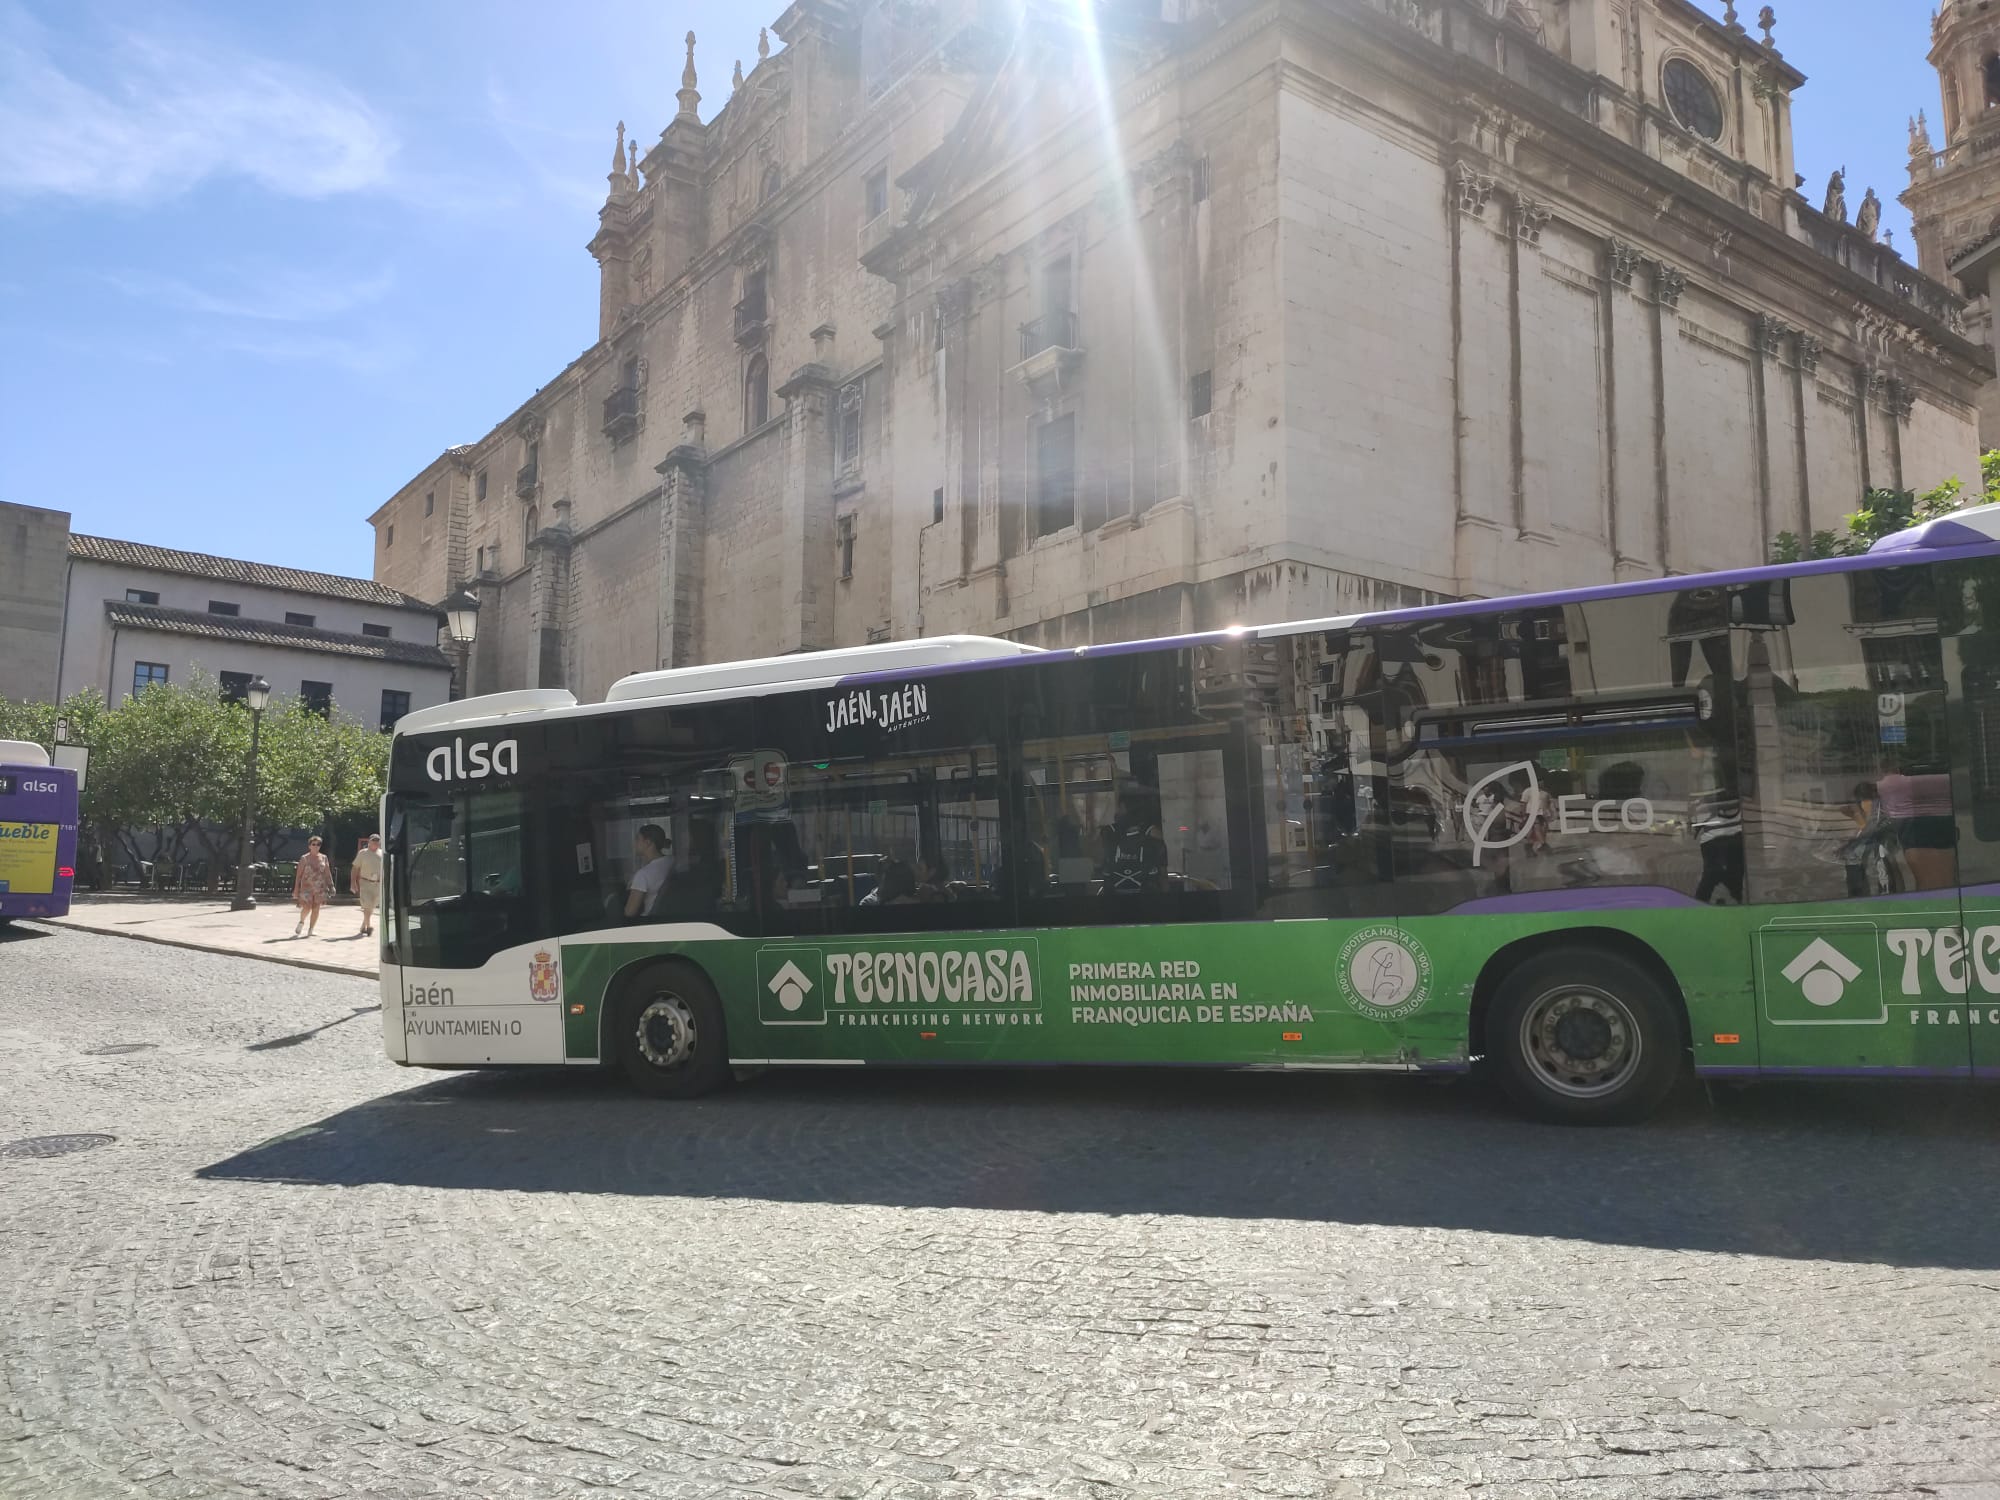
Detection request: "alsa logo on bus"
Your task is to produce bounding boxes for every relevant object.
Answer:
[423,737,520,784]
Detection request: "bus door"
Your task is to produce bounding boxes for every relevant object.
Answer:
[384,787,565,1065]
[380,800,404,1061]
[1744,567,1970,1078]
[1943,554,2000,1079]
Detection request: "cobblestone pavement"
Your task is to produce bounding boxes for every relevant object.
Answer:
[3,924,1998,1500]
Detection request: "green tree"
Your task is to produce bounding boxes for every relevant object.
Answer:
[1,678,393,890]
[1769,465,1991,563]
[252,697,390,859]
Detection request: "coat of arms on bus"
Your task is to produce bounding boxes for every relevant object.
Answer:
[528,949,560,1002]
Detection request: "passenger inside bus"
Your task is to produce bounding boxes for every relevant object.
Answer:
[658,820,726,917]
[624,824,672,918]
[1100,785,1168,894]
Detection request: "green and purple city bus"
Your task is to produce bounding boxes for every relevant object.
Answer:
[380,501,2000,1122]
[0,741,78,930]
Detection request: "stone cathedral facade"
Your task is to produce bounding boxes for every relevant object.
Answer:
[1906,0,2000,445]
[367,0,1991,702]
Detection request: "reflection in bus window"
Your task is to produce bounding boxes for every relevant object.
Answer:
[758,745,1004,933]
[391,791,529,968]
[1013,646,1244,925]
[1372,599,1727,913]
[1246,628,1397,919]
[1743,570,1956,899]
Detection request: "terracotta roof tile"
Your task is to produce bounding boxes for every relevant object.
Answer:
[103,602,452,670]
[70,534,438,613]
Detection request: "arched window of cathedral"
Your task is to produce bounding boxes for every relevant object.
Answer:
[1985,54,2000,109]
[524,505,540,548]
[760,165,781,204]
[1662,58,1723,142]
[745,354,770,430]
[1947,74,1963,138]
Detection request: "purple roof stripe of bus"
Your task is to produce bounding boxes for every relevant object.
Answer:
[1334,536,2000,634]
[1446,887,1706,914]
[827,539,2000,693]
[1868,517,1996,553]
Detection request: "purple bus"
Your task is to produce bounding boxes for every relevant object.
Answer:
[0,741,78,928]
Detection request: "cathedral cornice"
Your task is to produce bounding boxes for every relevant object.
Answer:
[1411,34,1984,376]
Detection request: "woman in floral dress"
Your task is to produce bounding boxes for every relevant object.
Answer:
[292,835,335,937]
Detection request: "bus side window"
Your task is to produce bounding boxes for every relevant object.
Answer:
[1012,645,1246,927]
[540,702,756,940]
[1746,570,1956,902]
[1247,629,1398,920]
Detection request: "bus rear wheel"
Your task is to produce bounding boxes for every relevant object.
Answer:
[611,963,728,1100]
[1488,949,1681,1124]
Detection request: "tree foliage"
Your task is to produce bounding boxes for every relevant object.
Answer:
[0,675,392,887]
[1771,453,2000,563]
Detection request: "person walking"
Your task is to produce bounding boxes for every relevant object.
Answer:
[292,835,335,937]
[351,833,384,937]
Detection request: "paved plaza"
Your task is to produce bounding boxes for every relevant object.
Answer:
[2,923,1998,1499]
[46,894,379,977]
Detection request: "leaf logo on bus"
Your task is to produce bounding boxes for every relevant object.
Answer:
[1463,761,1538,868]
[424,737,520,784]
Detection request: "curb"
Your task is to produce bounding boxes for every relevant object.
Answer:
[27,919,379,983]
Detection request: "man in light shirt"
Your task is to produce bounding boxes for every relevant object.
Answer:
[352,834,384,937]
[624,825,672,919]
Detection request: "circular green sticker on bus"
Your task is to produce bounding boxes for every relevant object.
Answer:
[1336,925,1432,1021]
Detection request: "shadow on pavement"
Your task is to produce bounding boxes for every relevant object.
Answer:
[197,1066,2000,1269]
[246,1005,382,1052]
[0,923,53,944]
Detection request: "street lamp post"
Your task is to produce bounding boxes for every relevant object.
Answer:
[443,588,481,696]
[230,676,273,912]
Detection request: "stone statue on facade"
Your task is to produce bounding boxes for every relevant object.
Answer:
[1823,167,1846,224]
[1856,187,1881,242]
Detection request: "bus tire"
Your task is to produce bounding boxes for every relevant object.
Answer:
[1488,949,1681,1125]
[610,962,728,1100]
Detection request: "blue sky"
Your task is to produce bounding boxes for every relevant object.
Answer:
[0,0,1949,585]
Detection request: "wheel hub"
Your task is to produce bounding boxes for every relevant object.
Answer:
[1521,986,1639,1099]
[635,995,697,1070]
[1552,1006,1614,1061]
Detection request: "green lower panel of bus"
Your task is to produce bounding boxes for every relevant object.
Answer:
[539,897,1992,1077]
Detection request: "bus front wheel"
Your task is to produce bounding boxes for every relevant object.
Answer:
[611,962,728,1100]
[1488,949,1682,1125]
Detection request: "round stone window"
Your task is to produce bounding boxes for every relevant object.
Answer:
[1663,58,1724,141]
